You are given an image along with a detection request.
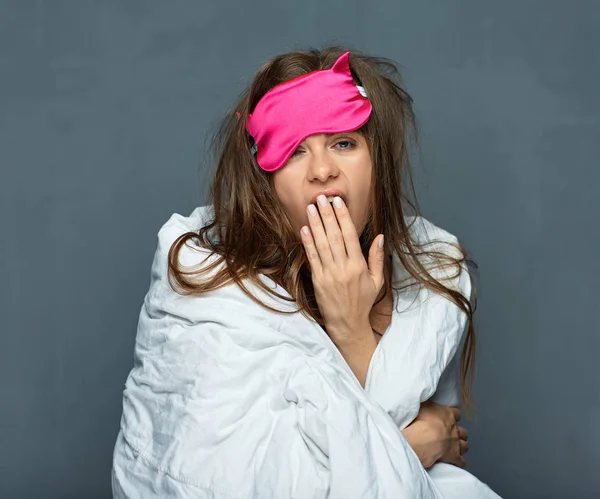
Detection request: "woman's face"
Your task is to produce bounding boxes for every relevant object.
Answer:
[273,132,373,238]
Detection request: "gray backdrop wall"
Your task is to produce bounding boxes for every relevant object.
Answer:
[2,1,598,498]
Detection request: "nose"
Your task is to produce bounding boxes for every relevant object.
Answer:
[307,149,339,182]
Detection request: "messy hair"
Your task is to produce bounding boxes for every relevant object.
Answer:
[168,46,478,410]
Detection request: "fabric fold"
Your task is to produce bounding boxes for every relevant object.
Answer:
[112,206,500,499]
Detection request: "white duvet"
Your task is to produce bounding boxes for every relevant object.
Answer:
[112,206,501,498]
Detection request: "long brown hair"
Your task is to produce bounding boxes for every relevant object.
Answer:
[168,46,478,410]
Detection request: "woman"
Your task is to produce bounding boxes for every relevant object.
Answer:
[112,47,501,498]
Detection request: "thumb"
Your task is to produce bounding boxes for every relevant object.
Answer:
[368,234,385,290]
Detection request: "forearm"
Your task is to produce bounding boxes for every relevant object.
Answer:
[334,326,378,388]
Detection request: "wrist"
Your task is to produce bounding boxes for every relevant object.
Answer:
[329,323,377,388]
[336,332,377,356]
[401,422,440,469]
[329,321,374,351]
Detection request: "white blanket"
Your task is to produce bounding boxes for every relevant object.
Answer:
[112,206,501,498]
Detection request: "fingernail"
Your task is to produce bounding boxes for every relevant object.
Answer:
[333,196,343,208]
[307,204,318,216]
[378,235,384,248]
[317,194,327,207]
[301,226,310,236]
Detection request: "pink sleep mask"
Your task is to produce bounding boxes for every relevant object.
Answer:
[246,52,372,172]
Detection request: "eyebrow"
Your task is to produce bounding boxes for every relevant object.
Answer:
[297,132,361,147]
[330,131,360,138]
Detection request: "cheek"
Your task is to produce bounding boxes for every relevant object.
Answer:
[273,174,305,231]
[282,198,304,230]
[351,165,373,228]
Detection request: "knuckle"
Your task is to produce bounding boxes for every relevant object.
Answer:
[346,229,358,241]
[321,273,334,284]
[316,241,329,252]
[354,260,367,272]
[329,233,343,245]
[338,212,351,224]
[336,274,351,286]
[347,263,360,276]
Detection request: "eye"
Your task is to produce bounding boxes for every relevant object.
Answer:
[336,139,356,150]
[291,148,304,157]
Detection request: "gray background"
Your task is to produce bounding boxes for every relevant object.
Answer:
[1,1,598,498]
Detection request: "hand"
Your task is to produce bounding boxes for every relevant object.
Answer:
[401,401,469,469]
[300,195,385,347]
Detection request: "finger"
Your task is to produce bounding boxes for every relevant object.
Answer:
[451,407,461,423]
[300,225,323,274]
[330,196,363,260]
[440,450,466,469]
[368,234,386,291]
[457,426,468,441]
[306,202,334,267]
[451,423,459,441]
[314,195,347,262]
[459,439,470,455]
[452,440,467,468]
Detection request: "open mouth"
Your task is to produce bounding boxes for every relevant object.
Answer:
[309,191,349,208]
[316,195,348,206]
